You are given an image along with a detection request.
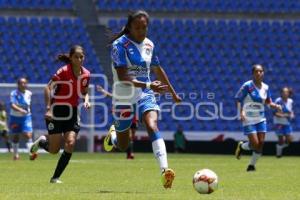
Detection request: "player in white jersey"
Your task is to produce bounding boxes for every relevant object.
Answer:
[234,65,281,171]
[103,10,181,188]
[273,87,294,158]
[9,78,33,160]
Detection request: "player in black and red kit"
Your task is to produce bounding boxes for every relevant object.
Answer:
[30,45,90,183]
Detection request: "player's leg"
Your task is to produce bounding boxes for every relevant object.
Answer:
[29,120,61,160]
[126,125,136,159]
[246,121,266,171]
[22,115,33,154]
[276,135,285,158]
[104,105,133,152]
[143,110,175,189]
[235,124,256,159]
[1,130,11,152]
[11,133,20,160]
[50,131,76,183]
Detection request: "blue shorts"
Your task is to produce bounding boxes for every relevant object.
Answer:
[275,124,292,135]
[9,115,33,134]
[113,95,160,132]
[243,121,267,135]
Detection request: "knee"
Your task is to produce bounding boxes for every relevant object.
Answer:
[65,139,76,152]
[49,147,60,154]
[146,124,159,134]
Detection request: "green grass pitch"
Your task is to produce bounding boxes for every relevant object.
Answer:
[0,153,299,200]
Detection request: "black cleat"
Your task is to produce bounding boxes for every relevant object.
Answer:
[246,165,256,172]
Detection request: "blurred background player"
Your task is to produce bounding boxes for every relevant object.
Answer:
[234,64,281,171]
[30,45,91,183]
[103,10,181,188]
[9,78,33,160]
[0,101,11,152]
[173,125,186,153]
[97,85,136,159]
[273,87,295,158]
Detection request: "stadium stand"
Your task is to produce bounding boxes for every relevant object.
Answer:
[97,0,300,13]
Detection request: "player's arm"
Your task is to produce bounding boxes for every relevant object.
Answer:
[265,90,282,112]
[82,86,90,109]
[44,80,56,120]
[151,66,181,103]
[96,85,113,98]
[274,111,289,118]
[10,92,27,114]
[11,103,27,114]
[115,68,168,93]
[234,84,248,121]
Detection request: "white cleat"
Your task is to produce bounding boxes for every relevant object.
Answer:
[50,178,63,184]
[29,135,46,160]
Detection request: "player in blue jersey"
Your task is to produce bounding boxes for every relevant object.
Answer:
[234,65,282,171]
[273,87,294,158]
[103,10,181,188]
[9,78,33,160]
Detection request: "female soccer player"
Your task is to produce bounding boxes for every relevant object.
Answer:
[97,85,136,159]
[234,64,281,171]
[9,78,33,160]
[103,10,181,188]
[0,101,11,152]
[273,87,294,158]
[30,45,91,183]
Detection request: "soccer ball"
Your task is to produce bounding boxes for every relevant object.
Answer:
[192,169,218,194]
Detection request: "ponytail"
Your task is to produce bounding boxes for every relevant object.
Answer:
[57,53,71,64]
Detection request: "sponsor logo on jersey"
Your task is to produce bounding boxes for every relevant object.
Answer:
[48,122,54,130]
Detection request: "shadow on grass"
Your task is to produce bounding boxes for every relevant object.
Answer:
[97,190,147,194]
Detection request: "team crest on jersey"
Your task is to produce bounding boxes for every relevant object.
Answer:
[48,122,54,130]
[145,48,151,55]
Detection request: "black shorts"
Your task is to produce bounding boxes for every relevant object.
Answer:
[45,105,80,135]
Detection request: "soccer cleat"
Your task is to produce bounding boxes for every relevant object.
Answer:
[103,124,115,152]
[246,165,256,172]
[127,153,135,159]
[29,137,42,160]
[235,141,243,160]
[13,155,20,161]
[161,168,175,189]
[50,178,63,184]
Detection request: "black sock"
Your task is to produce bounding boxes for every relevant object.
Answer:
[6,142,11,152]
[39,139,49,152]
[52,151,72,179]
[126,141,133,156]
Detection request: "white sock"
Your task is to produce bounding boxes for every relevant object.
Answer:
[241,142,251,151]
[276,144,283,157]
[152,138,168,172]
[250,152,261,166]
[26,138,33,153]
[12,143,19,157]
[110,130,117,147]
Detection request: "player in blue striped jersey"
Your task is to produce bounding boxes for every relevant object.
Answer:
[273,87,294,158]
[103,10,181,188]
[234,65,281,171]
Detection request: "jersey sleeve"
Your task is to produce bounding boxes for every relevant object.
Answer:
[52,67,65,81]
[10,91,17,104]
[150,46,160,67]
[111,43,127,68]
[234,84,248,102]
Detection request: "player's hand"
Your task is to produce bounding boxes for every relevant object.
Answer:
[173,94,182,104]
[240,111,246,122]
[96,85,104,92]
[20,109,28,114]
[150,81,168,94]
[84,101,91,109]
[45,110,53,121]
[276,104,282,112]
